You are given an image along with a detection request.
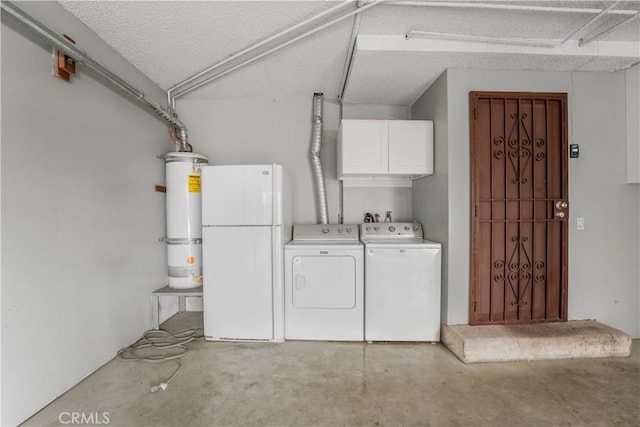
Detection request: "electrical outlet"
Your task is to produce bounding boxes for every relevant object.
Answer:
[577,217,585,230]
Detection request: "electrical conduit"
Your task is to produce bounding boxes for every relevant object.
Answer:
[0,1,191,151]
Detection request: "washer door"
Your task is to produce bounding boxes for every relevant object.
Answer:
[292,256,356,309]
[365,247,441,341]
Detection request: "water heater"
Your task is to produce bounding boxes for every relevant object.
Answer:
[164,152,208,288]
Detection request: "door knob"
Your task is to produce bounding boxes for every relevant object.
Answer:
[555,201,568,209]
[556,212,565,218]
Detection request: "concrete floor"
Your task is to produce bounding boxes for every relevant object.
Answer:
[24,313,640,427]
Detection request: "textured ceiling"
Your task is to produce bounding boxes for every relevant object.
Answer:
[359,2,640,41]
[346,44,638,105]
[58,1,640,106]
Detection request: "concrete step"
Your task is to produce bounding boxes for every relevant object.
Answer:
[442,320,632,363]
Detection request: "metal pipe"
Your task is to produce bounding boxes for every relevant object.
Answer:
[167,90,174,114]
[389,1,638,16]
[310,93,329,225]
[406,30,562,47]
[338,180,344,224]
[338,13,362,102]
[174,0,383,99]
[167,1,353,98]
[561,1,621,43]
[1,1,190,149]
[337,100,344,225]
[580,10,640,45]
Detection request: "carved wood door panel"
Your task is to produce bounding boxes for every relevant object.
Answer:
[470,92,568,325]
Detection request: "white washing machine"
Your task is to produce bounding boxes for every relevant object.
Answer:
[285,224,363,341]
[361,222,442,342]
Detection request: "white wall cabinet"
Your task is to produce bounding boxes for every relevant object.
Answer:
[338,119,433,185]
[339,120,388,175]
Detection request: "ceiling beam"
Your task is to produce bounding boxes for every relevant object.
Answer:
[561,1,621,43]
[357,34,640,59]
[171,1,383,101]
[406,31,562,48]
[338,14,362,102]
[388,1,639,16]
[580,10,640,45]
[166,1,353,108]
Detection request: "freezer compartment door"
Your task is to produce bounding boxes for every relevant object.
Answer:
[202,165,275,226]
[203,226,274,340]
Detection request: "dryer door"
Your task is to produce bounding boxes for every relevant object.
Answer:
[292,255,356,309]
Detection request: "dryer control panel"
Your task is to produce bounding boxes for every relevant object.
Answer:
[360,222,423,238]
[293,224,360,241]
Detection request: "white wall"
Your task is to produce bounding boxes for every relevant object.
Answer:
[177,97,341,224]
[1,3,173,425]
[178,99,413,226]
[411,71,450,322]
[569,71,639,336]
[627,64,639,183]
[424,68,640,336]
[629,64,640,334]
[624,65,640,334]
[342,187,412,224]
[342,104,410,121]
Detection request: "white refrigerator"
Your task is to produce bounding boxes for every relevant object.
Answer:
[201,164,291,342]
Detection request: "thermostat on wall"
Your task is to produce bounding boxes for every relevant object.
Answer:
[570,144,579,158]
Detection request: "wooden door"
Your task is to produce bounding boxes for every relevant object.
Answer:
[470,92,568,325]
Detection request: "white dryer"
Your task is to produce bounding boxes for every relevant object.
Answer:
[361,222,442,342]
[285,224,363,341]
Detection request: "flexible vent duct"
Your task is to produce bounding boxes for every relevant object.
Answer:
[310,93,329,225]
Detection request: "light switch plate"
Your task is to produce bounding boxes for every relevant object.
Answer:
[577,217,585,230]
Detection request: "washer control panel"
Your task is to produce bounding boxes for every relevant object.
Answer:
[293,224,359,240]
[360,222,423,238]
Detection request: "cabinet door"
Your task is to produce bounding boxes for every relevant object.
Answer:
[339,120,388,176]
[388,120,433,175]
